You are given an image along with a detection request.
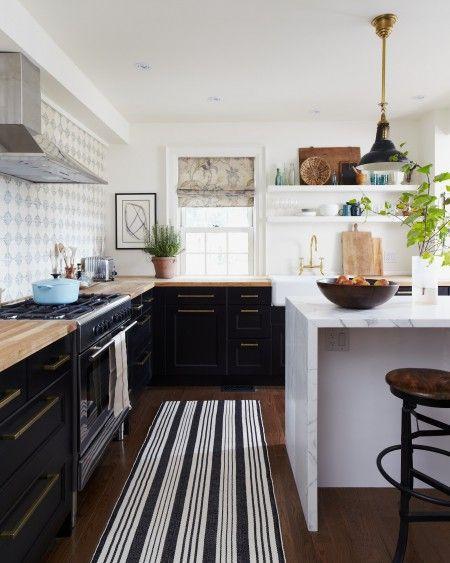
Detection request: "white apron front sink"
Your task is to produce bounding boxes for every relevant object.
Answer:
[270,274,328,306]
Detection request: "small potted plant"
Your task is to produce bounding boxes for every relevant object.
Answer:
[360,147,450,303]
[142,224,183,279]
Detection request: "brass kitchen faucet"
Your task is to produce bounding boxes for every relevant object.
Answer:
[298,234,324,275]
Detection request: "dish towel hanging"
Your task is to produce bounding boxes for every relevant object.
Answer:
[108,331,131,417]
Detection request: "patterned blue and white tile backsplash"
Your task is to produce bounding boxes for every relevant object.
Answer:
[0,102,107,302]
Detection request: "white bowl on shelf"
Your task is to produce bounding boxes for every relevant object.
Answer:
[301,208,317,216]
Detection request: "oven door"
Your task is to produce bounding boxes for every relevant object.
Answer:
[78,321,136,455]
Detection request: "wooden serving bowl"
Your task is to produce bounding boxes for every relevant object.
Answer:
[316,278,399,309]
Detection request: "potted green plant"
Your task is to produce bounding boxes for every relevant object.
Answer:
[142,224,183,279]
[360,148,450,303]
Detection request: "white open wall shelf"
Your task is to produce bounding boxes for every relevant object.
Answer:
[267,184,417,194]
[266,215,402,224]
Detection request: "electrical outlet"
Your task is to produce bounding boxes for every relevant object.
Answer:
[384,251,397,264]
[325,328,350,351]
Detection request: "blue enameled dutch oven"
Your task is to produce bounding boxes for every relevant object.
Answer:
[32,278,80,305]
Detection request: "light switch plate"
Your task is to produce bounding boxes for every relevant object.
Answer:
[325,328,350,351]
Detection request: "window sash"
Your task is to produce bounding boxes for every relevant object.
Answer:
[180,226,254,275]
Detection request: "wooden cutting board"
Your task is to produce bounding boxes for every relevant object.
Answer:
[371,237,384,276]
[342,224,374,276]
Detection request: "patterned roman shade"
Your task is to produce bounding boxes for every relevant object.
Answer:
[177,157,255,207]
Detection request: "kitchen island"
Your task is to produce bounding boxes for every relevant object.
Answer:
[286,296,450,531]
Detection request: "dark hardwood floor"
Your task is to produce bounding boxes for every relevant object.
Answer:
[43,387,449,563]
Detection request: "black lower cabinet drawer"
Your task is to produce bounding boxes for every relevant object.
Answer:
[27,336,72,399]
[228,339,271,377]
[0,376,68,486]
[129,346,152,389]
[0,362,27,424]
[0,458,71,563]
[228,306,271,339]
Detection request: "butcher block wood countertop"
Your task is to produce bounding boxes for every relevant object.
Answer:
[97,275,272,288]
[0,320,77,373]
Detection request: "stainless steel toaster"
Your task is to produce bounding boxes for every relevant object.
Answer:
[82,257,117,282]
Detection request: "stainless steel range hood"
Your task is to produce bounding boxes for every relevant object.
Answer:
[0,52,107,184]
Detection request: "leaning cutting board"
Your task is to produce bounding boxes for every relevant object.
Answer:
[342,224,374,276]
[371,237,384,276]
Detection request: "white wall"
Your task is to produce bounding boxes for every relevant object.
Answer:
[105,119,420,276]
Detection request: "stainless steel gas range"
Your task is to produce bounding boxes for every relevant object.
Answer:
[0,293,135,492]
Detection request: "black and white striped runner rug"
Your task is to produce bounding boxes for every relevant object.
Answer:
[92,400,285,562]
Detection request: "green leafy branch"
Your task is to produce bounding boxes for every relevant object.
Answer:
[360,147,450,266]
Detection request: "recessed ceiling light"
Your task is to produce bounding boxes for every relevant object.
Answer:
[135,62,151,71]
[207,96,223,103]
[412,94,425,100]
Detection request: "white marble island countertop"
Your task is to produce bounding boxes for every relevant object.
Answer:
[285,295,450,533]
[288,295,450,328]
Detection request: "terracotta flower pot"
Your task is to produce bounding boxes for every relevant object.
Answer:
[152,256,177,279]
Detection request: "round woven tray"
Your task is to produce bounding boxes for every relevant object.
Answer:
[300,157,331,185]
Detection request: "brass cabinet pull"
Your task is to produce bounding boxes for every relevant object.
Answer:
[177,294,215,298]
[143,297,154,304]
[0,473,59,539]
[177,309,215,313]
[0,396,60,440]
[43,354,71,372]
[137,315,152,326]
[241,342,259,348]
[240,309,259,313]
[134,350,152,367]
[241,294,259,298]
[132,304,144,311]
[0,389,21,411]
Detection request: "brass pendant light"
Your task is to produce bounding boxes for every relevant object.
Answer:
[358,14,408,171]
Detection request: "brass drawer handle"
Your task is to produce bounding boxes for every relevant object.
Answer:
[0,389,21,410]
[0,473,59,539]
[240,309,259,313]
[132,304,144,311]
[177,309,215,313]
[0,396,60,440]
[177,294,215,298]
[144,297,154,304]
[134,350,152,367]
[137,315,152,326]
[241,294,259,298]
[241,342,259,348]
[43,354,70,372]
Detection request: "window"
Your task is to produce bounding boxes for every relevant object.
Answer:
[180,207,254,275]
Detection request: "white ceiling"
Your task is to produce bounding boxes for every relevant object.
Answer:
[16,0,450,123]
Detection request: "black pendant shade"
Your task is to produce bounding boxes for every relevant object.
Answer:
[359,120,409,171]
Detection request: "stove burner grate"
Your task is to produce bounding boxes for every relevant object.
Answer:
[0,293,122,320]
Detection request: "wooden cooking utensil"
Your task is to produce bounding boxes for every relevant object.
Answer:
[342,224,374,276]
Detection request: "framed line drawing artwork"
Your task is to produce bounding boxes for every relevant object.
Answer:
[115,193,157,249]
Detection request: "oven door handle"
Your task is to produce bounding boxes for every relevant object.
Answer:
[88,321,137,362]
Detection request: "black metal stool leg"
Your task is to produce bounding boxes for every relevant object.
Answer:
[393,400,415,563]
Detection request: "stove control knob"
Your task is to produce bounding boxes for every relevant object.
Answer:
[93,324,101,336]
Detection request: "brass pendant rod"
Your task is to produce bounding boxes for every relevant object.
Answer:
[380,35,386,114]
[371,13,397,123]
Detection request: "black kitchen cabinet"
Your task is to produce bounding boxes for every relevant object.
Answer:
[396,286,450,296]
[127,289,153,389]
[153,285,282,385]
[165,304,227,379]
[0,334,74,563]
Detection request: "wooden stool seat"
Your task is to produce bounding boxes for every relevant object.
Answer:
[386,368,450,402]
